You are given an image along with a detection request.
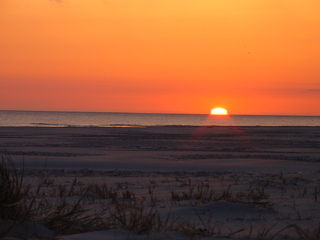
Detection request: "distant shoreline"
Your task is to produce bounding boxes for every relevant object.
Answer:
[1,125,320,128]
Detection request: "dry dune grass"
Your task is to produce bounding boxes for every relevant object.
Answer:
[1,155,320,239]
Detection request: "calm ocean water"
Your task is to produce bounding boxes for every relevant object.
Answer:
[0,110,319,127]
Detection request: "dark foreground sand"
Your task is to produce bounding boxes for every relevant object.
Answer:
[0,126,319,172]
[1,126,320,240]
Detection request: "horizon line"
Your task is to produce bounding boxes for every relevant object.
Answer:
[0,109,319,117]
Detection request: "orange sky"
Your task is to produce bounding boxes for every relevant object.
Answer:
[0,0,319,115]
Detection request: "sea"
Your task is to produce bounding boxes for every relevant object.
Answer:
[0,110,319,127]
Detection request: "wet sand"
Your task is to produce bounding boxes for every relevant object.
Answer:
[0,126,319,172]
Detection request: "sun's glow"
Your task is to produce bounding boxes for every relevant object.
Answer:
[210,107,228,115]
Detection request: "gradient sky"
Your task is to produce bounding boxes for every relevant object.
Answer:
[1,0,319,115]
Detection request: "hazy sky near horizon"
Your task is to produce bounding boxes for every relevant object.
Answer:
[0,0,319,115]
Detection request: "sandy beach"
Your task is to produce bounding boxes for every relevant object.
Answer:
[1,126,320,240]
[0,126,319,172]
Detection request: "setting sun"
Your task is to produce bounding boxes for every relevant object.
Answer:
[210,107,229,115]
